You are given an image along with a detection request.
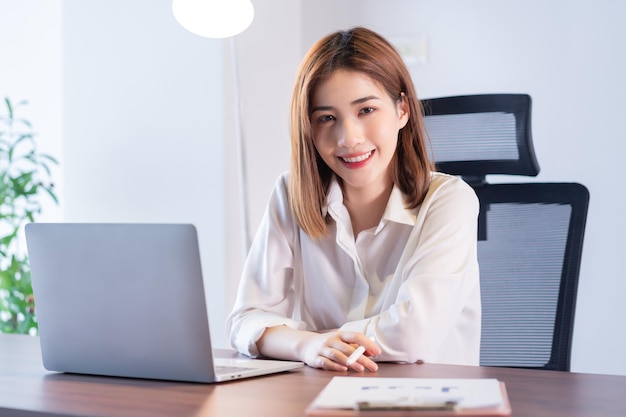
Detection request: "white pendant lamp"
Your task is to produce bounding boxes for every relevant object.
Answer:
[172,0,255,39]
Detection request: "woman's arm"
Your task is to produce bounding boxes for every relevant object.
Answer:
[257,325,381,372]
[229,173,382,371]
[227,174,302,356]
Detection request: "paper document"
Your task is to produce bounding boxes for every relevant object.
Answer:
[306,377,511,415]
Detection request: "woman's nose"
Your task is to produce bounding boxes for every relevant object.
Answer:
[337,118,363,148]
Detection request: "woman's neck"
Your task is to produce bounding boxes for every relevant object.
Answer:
[342,178,393,238]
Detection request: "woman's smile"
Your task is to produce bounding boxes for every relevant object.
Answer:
[338,150,375,168]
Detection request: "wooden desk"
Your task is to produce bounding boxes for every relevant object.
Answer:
[1,334,625,417]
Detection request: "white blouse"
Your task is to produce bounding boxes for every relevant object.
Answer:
[227,171,481,365]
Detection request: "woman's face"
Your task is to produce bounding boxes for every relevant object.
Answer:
[310,69,409,194]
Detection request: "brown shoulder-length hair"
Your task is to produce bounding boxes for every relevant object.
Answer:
[289,26,433,239]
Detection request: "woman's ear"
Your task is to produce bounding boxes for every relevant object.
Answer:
[397,93,410,129]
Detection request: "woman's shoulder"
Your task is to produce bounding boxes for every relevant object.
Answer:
[273,170,290,196]
[265,171,296,221]
[426,172,478,205]
[429,171,474,191]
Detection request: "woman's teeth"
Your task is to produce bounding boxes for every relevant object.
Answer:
[341,151,372,163]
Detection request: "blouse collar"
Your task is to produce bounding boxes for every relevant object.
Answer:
[322,175,417,227]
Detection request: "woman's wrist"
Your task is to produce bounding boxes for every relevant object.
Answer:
[257,325,314,362]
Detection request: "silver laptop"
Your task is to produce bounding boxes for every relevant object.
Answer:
[25,223,303,383]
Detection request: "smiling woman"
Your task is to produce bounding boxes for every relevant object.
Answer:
[227,27,481,372]
[310,69,409,232]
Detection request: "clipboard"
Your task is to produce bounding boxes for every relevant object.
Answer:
[305,377,512,416]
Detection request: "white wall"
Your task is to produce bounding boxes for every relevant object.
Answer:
[0,1,63,226]
[3,0,625,375]
[1,0,229,346]
[61,0,228,345]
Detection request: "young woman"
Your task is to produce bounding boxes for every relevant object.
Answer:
[227,27,481,372]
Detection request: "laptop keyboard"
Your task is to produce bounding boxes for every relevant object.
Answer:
[215,365,256,375]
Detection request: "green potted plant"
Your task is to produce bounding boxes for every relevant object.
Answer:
[0,97,58,335]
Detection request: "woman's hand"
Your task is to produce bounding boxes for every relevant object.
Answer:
[257,326,381,372]
[298,330,381,372]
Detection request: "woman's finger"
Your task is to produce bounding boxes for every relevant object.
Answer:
[315,354,348,371]
[340,332,382,356]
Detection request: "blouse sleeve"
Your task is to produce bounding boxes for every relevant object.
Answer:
[226,173,306,357]
[339,175,481,365]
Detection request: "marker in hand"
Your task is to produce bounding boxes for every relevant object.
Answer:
[346,345,366,366]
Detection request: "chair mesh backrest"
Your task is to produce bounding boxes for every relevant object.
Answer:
[475,184,588,370]
[478,202,567,367]
[422,94,539,183]
[426,112,519,162]
[422,94,589,371]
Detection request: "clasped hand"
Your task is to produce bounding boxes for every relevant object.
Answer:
[299,330,381,372]
[258,326,381,371]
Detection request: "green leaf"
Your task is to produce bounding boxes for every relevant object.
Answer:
[4,97,13,119]
[43,186,59,204]
[0,97,54,335]
[39,154,59,164]
[13,134,34,146]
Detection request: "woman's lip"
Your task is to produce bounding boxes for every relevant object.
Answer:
[337,150,374,168]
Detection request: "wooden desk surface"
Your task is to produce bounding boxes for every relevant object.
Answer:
[1,334,625,417]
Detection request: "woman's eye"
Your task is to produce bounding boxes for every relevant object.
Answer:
[317,114,335,123]
[360,107,375,115]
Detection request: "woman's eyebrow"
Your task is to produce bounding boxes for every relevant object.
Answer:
[311,95,381,113]
[310,105,334,113]
[351,95,380,105]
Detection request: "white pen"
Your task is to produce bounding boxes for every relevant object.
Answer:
[346,345,366,366]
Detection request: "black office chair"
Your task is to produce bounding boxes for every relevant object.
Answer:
[421,94,589,371]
